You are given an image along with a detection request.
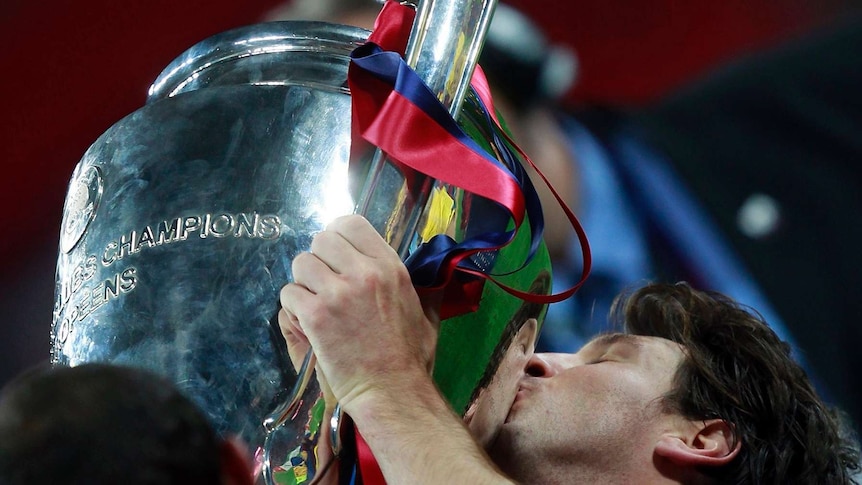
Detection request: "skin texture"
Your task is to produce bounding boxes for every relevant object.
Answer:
[489,334,686,484]
[279,215,739,484]
[280,215,513,483]
[279,215,439,414]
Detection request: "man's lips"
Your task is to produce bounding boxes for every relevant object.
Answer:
[504,385,526,424]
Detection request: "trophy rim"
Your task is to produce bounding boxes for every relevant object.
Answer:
[147,20,370,101]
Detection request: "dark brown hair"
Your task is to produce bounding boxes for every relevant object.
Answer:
[615,281,860,484]
[0,363,221,484]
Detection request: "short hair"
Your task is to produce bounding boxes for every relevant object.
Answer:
[0,363,221,484]
[615,281,860,484]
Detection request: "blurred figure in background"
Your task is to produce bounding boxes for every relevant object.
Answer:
[571,14,862,438]
[0,363,253,485]
[488,3,862,440]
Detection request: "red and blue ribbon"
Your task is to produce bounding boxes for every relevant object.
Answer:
[347,2,592,484]
[351,43,539,274]
[348,1,590,309]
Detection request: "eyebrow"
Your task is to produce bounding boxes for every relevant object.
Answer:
[586,333,643,351]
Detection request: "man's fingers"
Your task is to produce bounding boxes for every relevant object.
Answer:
[277,215,440,411]
[309,229,360,275]
[300,215,399,284]
[325,215,399,260]
[278,291,311,372]
[277,304,305,340]
[291,251,336,295]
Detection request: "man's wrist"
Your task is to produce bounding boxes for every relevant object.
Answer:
[344,373,516,484]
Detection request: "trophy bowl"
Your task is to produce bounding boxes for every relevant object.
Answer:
[50,8,553,483]
[52,21,370,454]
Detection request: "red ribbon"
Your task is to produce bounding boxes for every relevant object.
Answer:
[349,2,592,483]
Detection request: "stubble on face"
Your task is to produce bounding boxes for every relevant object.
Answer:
[486,334,685,482]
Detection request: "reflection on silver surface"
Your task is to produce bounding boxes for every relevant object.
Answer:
[53,2,502,481]
[52,22,368,468]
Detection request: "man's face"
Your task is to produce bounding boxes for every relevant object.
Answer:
[485,332,685,480]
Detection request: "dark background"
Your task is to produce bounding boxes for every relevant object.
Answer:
[1,0,858,386]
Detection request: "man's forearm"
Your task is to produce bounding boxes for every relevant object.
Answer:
[347,375,516,485]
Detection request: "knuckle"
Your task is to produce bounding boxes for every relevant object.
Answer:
[327,214,361,232]
[279,283,297,307]
[291,251,314,273]
[310,230,336,253]
[302,300,334,333]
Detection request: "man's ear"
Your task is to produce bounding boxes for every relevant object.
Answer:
[654,419,741,467]
[219,435,255,485]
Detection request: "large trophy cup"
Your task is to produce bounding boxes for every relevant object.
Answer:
[51,0,553,483]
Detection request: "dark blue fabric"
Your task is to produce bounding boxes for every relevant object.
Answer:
[351,42,545,287]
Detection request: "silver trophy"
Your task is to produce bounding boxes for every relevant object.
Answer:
[51,1,512,483]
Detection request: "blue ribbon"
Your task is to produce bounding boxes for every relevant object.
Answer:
[350,42,545,287]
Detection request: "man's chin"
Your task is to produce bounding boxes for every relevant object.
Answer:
[485,424,519,472]
[466,412,505,450]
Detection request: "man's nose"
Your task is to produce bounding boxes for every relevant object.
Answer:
[525,353,557,378]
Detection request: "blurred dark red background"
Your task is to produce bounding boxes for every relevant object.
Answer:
[0,0,857,385]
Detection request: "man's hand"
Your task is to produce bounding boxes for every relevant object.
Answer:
[278,214,515,484]
[278,214,440,415]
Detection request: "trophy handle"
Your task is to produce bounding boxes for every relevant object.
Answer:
[262,348,317,434]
